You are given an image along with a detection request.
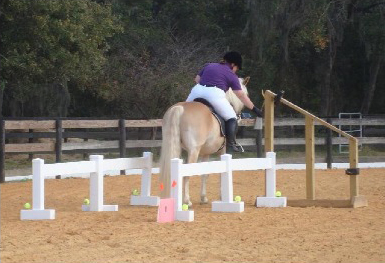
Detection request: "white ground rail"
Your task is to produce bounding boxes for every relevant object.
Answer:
[20,152,159,220]
[171,152,286,222]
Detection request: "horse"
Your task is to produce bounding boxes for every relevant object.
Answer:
[159,77,250,206]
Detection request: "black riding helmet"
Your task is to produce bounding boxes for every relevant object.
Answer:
[223,51,243,70]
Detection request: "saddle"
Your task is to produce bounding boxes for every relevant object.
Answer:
[193,98,226,137]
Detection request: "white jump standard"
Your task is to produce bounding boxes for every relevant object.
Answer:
[255,152,287,207]
[130,152,160,206]
[20,158,55,220]
[81,155,118,212]
[211,154,244,212]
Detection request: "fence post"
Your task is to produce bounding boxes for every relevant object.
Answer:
[254,118,263,158]
[119,119,126,175]
[55,119,62,179]
[0,119,5,183]
[83,129,89,160]
[265,152,277,197]
[28,129,34,161]
[305,115,315,200]
[89,155,104,211]
[349,138,359,198]
[20,158,55,220]
[220,154,233,203]
[326,117,333,169]
[264,91,275,153]
[85,155,118,212]
[348,138,368,207]
[170,158,182,211]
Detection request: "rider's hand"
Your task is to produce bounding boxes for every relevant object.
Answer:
[252,106,263,118]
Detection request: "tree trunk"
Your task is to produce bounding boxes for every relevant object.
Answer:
[320,26,338,117]
[361,56,382,114]
[0,86,3,117]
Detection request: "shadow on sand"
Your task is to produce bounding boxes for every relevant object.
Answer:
[287,199,353,208]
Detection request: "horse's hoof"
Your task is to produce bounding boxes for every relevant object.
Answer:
[200,197,208,204]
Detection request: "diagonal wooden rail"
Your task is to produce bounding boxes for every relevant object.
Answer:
[263,90,367,208]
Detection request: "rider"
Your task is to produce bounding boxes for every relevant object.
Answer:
[186,51,263,152]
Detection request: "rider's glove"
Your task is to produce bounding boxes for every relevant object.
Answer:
[252,106,263,118]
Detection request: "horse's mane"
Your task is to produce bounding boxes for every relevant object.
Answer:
[226,77,249,114]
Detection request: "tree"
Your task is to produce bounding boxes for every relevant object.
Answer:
[355,1,385,114]
[0,0,121,116]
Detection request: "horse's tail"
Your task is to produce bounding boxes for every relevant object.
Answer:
[159,104,184,198]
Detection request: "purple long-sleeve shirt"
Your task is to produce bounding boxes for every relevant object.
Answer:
[198,63,242,92]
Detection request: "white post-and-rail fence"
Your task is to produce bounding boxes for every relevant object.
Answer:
[20,151,286,221]
[171,152,286,222]
[20,152,159,220]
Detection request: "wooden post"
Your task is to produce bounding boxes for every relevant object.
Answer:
[28,129,34,161]
[0,119,5,183]
[262,90,366,208]
[55,119,62,179]
[254,118,263,158]
[83,129,89,160]
[326,118,333,169]
[305,115,315,200]
[264,91,275,153]
[119,119,126,175]
[348,138,367,207]
[349,138,358,196]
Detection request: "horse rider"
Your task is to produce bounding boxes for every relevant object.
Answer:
[186,51,263,152]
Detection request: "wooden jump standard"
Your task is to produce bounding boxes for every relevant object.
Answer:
[263,90,368,208]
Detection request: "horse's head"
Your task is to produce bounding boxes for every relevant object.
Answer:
[226,77,250,114]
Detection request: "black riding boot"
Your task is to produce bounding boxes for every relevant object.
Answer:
[225,118,244,153]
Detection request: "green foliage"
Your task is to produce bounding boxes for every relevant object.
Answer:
[0,0,384,117]
[0,0,122,116]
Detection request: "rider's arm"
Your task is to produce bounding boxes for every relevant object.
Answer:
[233,90,254,110]
[195,75,200,84]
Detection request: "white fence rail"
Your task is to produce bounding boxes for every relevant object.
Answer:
[20,152,159,220]
[170,152,287,222]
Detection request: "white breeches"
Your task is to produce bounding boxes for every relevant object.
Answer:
[186,84,236,121]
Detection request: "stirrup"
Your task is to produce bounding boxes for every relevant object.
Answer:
[235,143,244,153]
[227,142,244,153]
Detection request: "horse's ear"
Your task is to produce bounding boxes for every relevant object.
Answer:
[243,76,250,86]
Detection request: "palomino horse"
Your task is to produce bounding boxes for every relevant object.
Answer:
[159,77,249,206]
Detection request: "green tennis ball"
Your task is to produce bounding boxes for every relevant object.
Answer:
[132,189,139,196]
[24,202,31,209]
[275,191,282,197]
[83,198,90,205]
[182,204,189,211]
[234,195,241,202]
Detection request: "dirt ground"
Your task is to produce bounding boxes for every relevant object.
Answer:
[1,168,385,263]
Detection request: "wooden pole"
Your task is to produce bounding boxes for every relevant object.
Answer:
[265,90,355,139]
[348,138,368,207]
[349,138,359,197]
[264,90,367,208]
[305,115,315,200]
[264,91,275,153]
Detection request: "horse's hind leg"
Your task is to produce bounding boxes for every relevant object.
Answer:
[200,155,210,204]
[184,148,200,207]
